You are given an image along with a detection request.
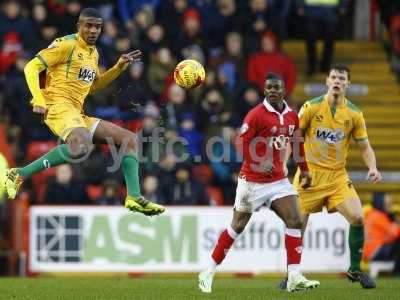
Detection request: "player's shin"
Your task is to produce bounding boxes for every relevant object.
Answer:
[210,226,239,271]
[349,225,364,271]
[285,228,302,278]
[18,144,73,178]
[122,154,141,197]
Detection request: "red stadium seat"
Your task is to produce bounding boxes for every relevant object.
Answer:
[26,140,57,161]
[31,169,55,203]
[206,186,224,206]
[86,185,102,201]
[390,15,400,55]
[126,120,143,132]
[192,164,214,185]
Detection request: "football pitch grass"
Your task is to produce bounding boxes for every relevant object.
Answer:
[0,275,399,300]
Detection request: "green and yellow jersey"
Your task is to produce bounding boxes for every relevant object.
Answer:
[25,33,124,110]
[299,95,368,170]
[34,34,99,108]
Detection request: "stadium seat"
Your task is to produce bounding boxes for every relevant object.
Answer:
[86,185,102,201]
[126,120,143,132]
[31,169,55,203]
[206,186,224,206]
[26,140,57,161]
[192,164,213,185]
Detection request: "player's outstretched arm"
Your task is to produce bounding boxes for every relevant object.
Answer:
[24,57,47,115]
[90,50,142,95]
[356,139,382,184]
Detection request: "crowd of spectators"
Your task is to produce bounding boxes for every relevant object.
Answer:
[0,0,355,207]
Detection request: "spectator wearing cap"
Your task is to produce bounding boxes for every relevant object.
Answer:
[0,31,22,75]
[246,30,297,97]
[172,8,205,59]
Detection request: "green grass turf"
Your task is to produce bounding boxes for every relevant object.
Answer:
[0,275,399,300]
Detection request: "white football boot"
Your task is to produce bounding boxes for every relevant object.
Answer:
[198,269,215,293]
[287,274,320,292]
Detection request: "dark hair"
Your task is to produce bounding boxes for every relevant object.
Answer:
[329,63,350,80]
[79,7,102,19]
[265,73,283,82]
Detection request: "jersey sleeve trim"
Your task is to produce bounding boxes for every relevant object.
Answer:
[354,137,368,142]
[35,54,48,68]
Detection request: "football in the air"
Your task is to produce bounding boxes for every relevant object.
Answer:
[174,59,205,90]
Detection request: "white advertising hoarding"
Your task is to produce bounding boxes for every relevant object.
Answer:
[29,206,349,273]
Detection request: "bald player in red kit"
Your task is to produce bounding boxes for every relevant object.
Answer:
[198,74,320,293]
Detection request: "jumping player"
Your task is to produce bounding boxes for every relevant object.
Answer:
[4,8,164,216]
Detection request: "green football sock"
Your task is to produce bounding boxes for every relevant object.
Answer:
[122,154,141,197]
[18,144,73,179]
[349,225,364,271]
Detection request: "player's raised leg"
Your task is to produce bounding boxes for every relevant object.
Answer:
[271,195,320,292]
[198,210,252,293]
[5,127,91,199]
[335,198,376,289]
[93,120,164,216]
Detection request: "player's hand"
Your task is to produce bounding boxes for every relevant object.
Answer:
[33,105,47,122]
[366,168,381,184]
[300,171,312,189]
[117,50,142,70]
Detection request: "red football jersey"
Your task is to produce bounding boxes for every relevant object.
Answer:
[237,99,306,183]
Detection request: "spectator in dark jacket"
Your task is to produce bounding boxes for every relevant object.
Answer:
[96,179,123,205]
[296,0,349,75]
[164,166,208,205]
[44,165,90,205]
[142,175,165,204]
[178,112,203,158]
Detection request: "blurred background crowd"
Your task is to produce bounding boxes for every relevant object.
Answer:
[0,0,398,208]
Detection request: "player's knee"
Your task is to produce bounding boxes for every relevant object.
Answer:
[231,222,246,234]
[285,215,302,229]
[120,132,137,153]
[349,214,364,226]
[67,130,92,158]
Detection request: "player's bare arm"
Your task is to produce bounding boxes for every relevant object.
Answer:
[356,138,382,184]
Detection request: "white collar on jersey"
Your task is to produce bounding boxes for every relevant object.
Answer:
[263,98,292,115]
